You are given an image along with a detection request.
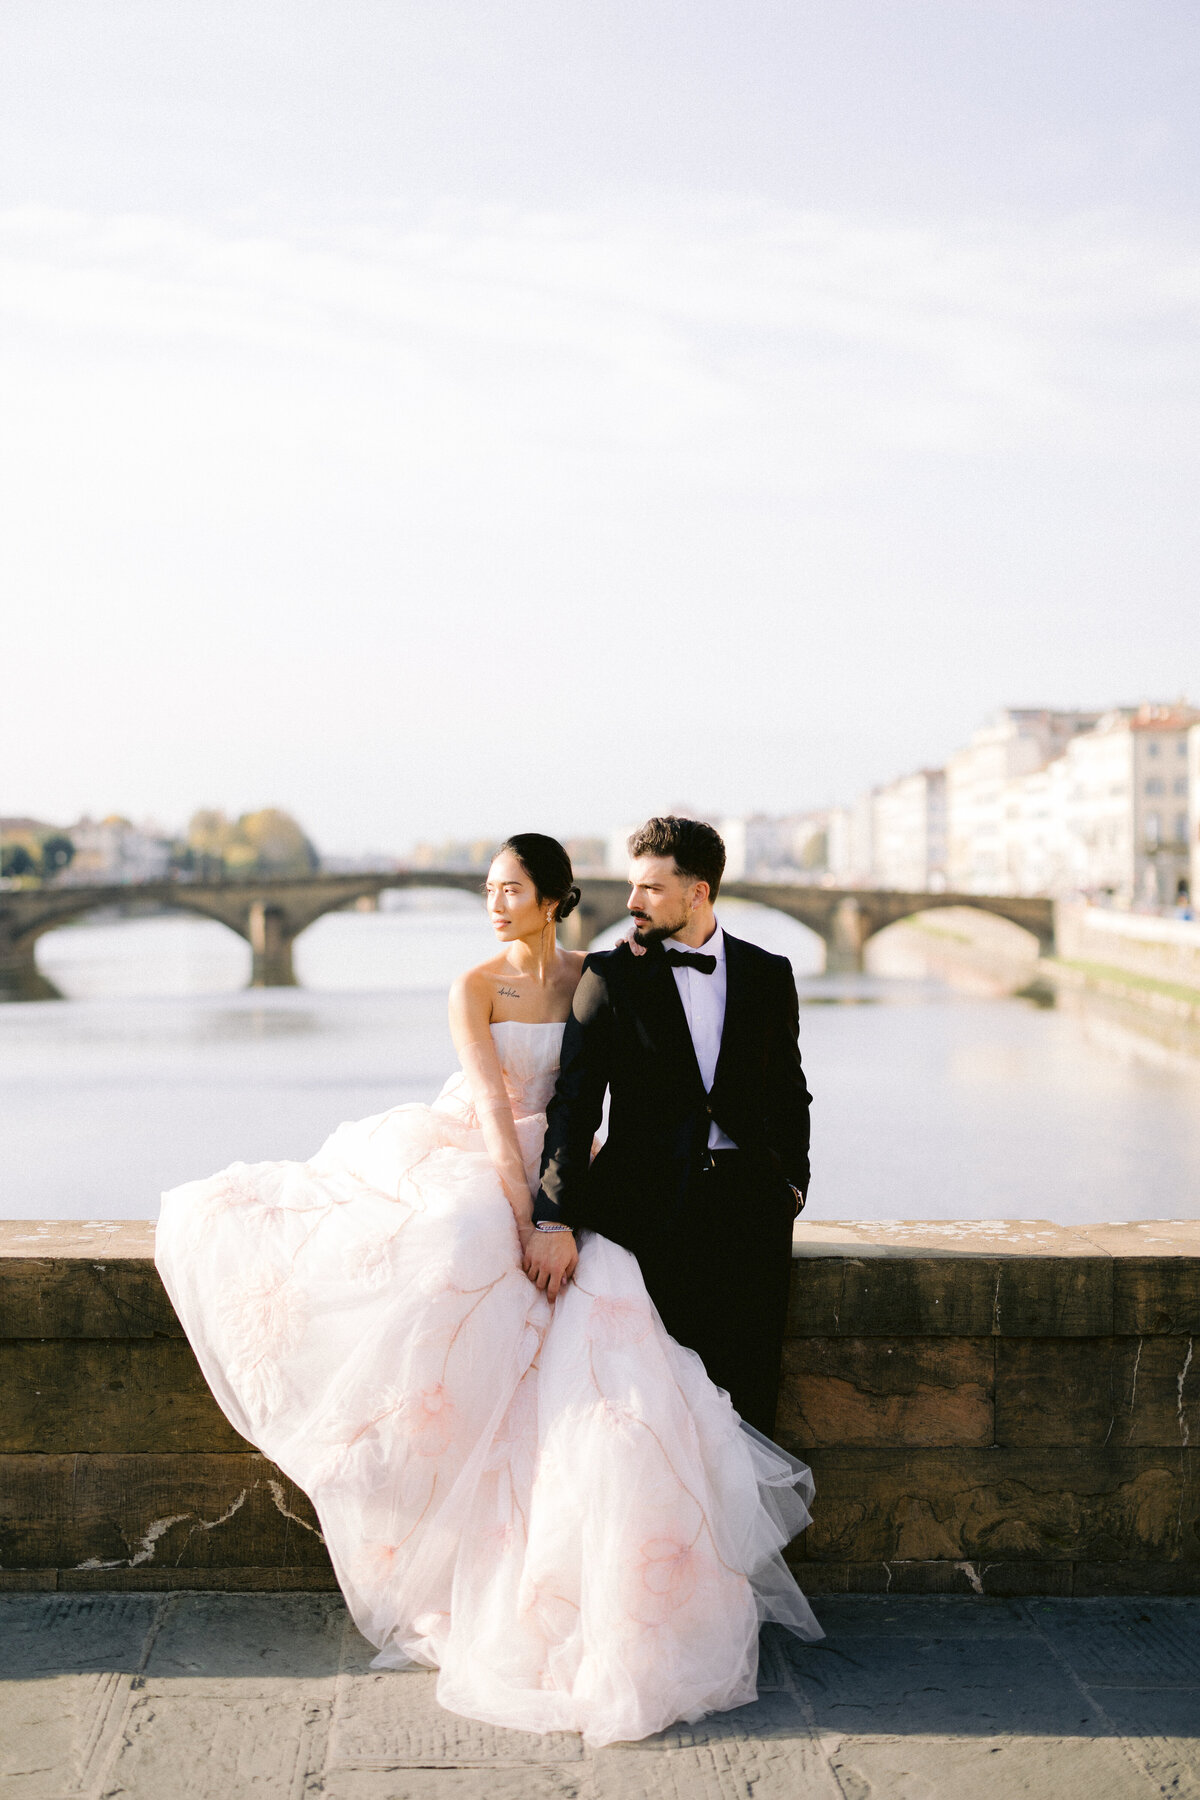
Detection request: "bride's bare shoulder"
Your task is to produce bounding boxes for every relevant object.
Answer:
[452,954,507,993]
[448,957,507,1013]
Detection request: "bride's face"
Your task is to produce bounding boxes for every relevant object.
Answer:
[486,851,549,943]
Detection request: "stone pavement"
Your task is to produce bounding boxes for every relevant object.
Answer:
[1,1592,1197,1799]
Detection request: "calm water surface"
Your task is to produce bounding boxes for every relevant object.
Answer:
[4,895,1199,1222]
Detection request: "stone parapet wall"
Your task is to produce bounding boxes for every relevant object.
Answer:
[1,1218,1197,1596]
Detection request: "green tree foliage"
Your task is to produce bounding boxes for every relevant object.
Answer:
[0,843,36,878]
[40,835,76,876]
[186,808,319,879]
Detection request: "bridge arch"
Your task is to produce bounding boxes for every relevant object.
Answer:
[864,899,1044,953]
[1,873,1057,995]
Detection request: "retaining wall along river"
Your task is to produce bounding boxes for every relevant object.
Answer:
[1,1219,1197,1596]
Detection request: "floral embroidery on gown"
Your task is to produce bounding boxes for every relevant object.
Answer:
[156,1021,822,1748]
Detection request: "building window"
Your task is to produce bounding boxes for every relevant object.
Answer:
[1174,778,1188,796]
[1148,741,1161,757]
[1176,814,1189,844]
[1145,777,1165,796]
[1146,813,1161,846]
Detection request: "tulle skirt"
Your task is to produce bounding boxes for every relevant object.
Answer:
[156,1081,821,1747]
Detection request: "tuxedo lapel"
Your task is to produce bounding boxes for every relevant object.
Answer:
[631,945,706,1096]
[710,930,752,1095]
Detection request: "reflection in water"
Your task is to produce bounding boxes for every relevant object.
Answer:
[3,900,1199,1225]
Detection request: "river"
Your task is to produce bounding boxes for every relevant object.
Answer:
[4,894,1199,1223]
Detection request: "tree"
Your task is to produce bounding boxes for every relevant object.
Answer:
[236,808,320,876]
[40,835,75,877]
[1,844,36,878]
[184,806,319,878]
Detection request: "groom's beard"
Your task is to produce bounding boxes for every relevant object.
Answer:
[630,908,689,947]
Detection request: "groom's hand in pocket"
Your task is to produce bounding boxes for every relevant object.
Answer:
[525,1229,578,1302]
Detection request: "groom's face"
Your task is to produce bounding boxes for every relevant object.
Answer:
[627,855,693,944]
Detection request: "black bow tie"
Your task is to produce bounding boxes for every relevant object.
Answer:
[666,949,717,975]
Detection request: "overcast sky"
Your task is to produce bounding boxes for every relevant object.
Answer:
[3,0,1198,853]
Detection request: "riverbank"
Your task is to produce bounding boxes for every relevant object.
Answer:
[875,907,1200,1037]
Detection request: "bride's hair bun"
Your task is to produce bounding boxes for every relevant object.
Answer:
[498,834,580,922]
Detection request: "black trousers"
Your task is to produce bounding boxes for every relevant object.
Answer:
[624,1151,795,1438]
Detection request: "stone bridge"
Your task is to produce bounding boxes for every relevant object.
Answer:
[0,871,1057,995]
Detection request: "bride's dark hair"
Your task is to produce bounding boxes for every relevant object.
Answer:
[498,833,581,921]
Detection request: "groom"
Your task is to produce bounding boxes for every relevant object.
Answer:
[528,815,812,1436]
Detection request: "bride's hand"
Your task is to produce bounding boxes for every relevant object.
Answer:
[523,1228,578,1302]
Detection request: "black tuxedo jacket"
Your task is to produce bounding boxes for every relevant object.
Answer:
[534,930,811,1247]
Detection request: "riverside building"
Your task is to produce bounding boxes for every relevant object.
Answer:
[945,709,1101,894]
[1055,704,1199,906]
[870,771,947,891]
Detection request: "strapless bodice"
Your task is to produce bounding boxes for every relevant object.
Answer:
[488,1020,565,1115]
[430,1021,566,1122]
[489,1022,564,1101]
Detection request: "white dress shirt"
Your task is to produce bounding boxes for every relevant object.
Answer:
[666,920,737,1150]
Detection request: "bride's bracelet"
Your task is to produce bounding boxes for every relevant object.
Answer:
[534,1221,574,1234]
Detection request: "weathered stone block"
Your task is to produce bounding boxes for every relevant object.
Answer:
[788,1224,1114,1337]
[0,1454,331,1574]
[993,1258,1112,1337]
[0,1339,247,1453]
[777,1338,993,1447]
[795,1447,1199,1567]
[788,1256,1002,1337]
[1070,1562,1200,1597]
[996,1337,1200,1448]
[0,1221,176,1339]
[0,1569,57,1591]
[1112,1261,1200,1335]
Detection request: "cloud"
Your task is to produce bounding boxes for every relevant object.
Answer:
[3,196,1198,841]
[4,197,1200,499]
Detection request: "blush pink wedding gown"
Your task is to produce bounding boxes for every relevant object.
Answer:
[156,1020,821,1747]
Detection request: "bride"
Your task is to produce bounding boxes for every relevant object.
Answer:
[156,832,821,1748]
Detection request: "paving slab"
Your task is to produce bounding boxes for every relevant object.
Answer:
[141,1592,345,1693]
[318,1770,591,1800]
[594,1728,842,1800]
[0,1670,138,1800]
[96,1692,330,1800]
[1025,1596,1200,1688]
[798,1596,1032,1638]
[0,1592,1197,1800]
[326,1667,587,1768]
[0,1594,162,1677]
[783,1633,1108,1737]
[1084,1687,1200,1799]
[825,1731,1159,1800]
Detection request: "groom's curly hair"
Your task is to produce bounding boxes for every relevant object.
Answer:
[627,816,726,899]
